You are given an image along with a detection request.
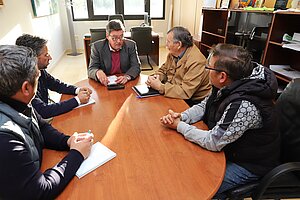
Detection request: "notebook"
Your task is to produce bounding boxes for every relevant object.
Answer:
[132,84,160,98]
[75,97,96,109]
[76,142,116,179]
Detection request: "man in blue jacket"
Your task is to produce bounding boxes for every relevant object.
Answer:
[0,45,93,199]
[16,34,92,119]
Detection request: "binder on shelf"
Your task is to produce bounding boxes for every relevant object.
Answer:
[132,84,160,98]
[76,142,116,179]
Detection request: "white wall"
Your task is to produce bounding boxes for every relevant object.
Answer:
[0,0,66,69]
[172,0,203,37]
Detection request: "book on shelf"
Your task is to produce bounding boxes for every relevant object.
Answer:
[76,142,116,179]
[270,65,300,79]
[132,84,160,98]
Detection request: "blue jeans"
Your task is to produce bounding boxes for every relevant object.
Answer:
[213,161,260,199]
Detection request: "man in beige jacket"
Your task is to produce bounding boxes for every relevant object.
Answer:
[146,26,211,106]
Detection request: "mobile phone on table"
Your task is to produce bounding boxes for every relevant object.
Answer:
[107,84,125,90]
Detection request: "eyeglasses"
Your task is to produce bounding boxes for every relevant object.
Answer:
[109,35,124,42]
[205,64,230,78]
[205,64,224,73]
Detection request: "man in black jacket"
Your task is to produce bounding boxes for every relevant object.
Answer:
[160,43,280,198]
[0,45,93,200]
[16,34,92,119]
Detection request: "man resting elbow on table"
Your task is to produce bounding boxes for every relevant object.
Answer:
[160,43,280,199]
[146,26,211,107]
[0,45,93,200]
[88,19,141,86]
[16,34,92,119]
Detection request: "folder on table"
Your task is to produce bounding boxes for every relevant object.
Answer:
[132,84,160,98]
[76,142,116,179]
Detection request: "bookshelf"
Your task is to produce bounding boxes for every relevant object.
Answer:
[199,9,229,57]
[199,8,273,62]
[262,11,300,85]
[199,9,300,88]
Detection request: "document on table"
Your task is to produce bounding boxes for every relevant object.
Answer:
[76,142,116,179]
[75,97,96,109]
[107,75,118,85]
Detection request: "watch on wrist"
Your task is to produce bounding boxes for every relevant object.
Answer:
[125,75,131,81]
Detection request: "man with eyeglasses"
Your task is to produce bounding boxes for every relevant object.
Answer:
[160,43,280,198]
[146,26,211,107]
[16,34,92,119]
[88,19,141,86]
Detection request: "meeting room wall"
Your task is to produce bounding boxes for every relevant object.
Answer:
[172,0,202,37]
[0,0,66,71]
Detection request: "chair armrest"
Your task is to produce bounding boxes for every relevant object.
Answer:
[252,162,300,200]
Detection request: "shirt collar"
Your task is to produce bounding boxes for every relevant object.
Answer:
[0,96,31,117]
[108,43,122,52]
[173,47,187,62]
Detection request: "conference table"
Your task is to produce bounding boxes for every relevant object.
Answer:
[41,75,225,199]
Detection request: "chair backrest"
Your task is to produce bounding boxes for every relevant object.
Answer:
[276,78,300,164]
[90,28,107,44]
[108,14,124,25]
[130,26,152,55]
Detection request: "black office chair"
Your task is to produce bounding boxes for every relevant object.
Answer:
[108,14,124,25]
[130,26,153,71]
[89,28,106,44]
[226,78,300,200]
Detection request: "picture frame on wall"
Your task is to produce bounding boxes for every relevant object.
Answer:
[31,0,59,17]
[0,0,4,6]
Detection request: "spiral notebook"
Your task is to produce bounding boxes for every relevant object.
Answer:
[76,142,116,179]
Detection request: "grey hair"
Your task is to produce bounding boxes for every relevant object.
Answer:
[15,34,47,56]
[167,26,193,47]
[106,19,125,35]
[0,45,38,97]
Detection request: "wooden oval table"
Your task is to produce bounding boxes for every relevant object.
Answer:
[41,75,225,200]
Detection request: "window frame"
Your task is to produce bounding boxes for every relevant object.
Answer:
[71,0,165,21]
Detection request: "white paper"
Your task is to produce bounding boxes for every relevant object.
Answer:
[75,98,96,109]
[107,75,118,85]
[134,84,151,95]
[76,142,116,179]
[282,43,300,52]
[270,65,300,79]
[48,92,62,103]
[203,0,217,8]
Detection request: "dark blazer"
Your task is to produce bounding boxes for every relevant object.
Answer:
[88,38,141,81]
[31,70,79,119]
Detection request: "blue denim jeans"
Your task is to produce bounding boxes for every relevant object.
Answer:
[213,161,260,199]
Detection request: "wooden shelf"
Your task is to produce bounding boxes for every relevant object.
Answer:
[269,41,283,46]
[202,31,226,39]
[200,9,300,87]
[263,12,300,85]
